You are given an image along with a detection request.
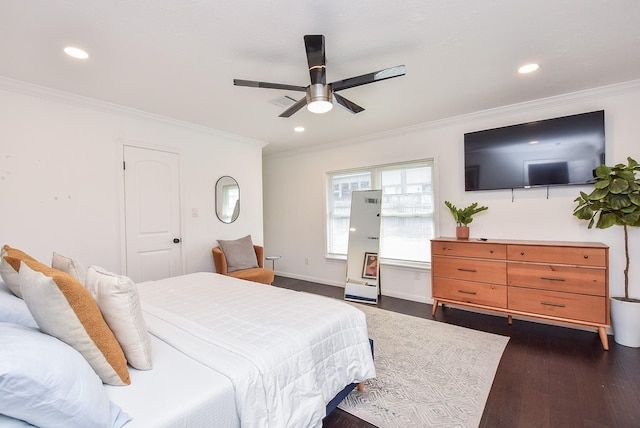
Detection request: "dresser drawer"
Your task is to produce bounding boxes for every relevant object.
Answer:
[432,256,507,284]
[508,287,606,324]
[507,245,606,267]
[508,263,606,296]
[433,278,507,308]
[432,241,506,259]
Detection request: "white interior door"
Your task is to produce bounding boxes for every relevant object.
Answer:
[123,145,183,282]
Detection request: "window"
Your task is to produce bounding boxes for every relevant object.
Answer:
[326,160,434,264]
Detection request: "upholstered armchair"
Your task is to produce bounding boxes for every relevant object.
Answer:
[212,245,274,285]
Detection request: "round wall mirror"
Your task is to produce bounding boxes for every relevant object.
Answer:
[215,176,240,223]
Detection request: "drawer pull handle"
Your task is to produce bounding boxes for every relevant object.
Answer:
[458,290,477,295]
[541,301,566,308]
[540,276,566,282]
[520,251,525,256]
[584,255,589,259]
[489,250,494,254]
[457,268,477,273]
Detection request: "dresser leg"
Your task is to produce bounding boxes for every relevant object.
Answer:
[598,327,609,350]
[357,382,365,392]
[507,315,513,325]
[431,300,439,317]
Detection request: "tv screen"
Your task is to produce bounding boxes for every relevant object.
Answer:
[464,110,605,191]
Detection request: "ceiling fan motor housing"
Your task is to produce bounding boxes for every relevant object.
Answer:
[306,83,333,113]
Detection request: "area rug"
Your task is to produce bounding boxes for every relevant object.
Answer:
[339,304,509,428]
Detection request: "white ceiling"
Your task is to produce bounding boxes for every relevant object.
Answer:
[2,1,639,155]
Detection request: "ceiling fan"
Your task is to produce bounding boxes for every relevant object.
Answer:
[233,35,406,117]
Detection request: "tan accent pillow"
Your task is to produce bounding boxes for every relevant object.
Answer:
[18,259,131,386]
[86,266,153,370]
[51,251,88,285]
[0,245,37,298]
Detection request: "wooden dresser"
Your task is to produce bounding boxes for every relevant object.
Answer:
[431,237,610,349]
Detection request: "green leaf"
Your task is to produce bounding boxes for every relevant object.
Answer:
[629,193,640,206]
[596,212,617,229]
[609,178,629,194]
[594,179,610,189]
[616,170,636,181]
[573,206,594,220]
[622,211,640,225]
[594,164,611,178]
[589,188,609,200]
[609,194,631,210]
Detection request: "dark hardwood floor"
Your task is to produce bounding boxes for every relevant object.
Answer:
[272,276,640,428]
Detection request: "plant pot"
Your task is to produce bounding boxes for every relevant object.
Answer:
[610,297,640,348]
[456,226,469,240]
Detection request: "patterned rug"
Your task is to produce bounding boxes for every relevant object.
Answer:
[339,304,509,428]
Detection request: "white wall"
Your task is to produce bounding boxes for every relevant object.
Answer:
[263,80,640,303]
[0,78,266,276]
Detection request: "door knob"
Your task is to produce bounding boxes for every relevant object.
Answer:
[173,238,181,244]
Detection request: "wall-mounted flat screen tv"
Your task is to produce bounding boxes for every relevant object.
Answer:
[464,110,605,191]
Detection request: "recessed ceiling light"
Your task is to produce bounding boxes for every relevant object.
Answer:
[294,126,305,133]
[64,47,89,59]
[518,63,539,74]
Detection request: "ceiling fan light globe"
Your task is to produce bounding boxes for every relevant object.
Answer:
[307,100,333,114]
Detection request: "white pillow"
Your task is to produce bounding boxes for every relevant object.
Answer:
[51,251,88,285]
[0,245,38,298]
[18,260,131,386]
[0,281,37,329]
[86,266,153,370]
[0,322,131,428]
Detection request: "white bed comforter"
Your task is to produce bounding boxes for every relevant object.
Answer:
[136,273,375,428]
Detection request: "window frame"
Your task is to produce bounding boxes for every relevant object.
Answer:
[325,159,435,269]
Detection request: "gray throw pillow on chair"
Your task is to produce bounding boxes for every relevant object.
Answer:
[217,235,259,272]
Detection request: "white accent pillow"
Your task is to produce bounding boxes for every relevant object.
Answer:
[0,245,38,298]
[0,322,131,428]
[18,260,131,386]
[51,251,88,285]
[217,234,258,272]
[86,266,153,370]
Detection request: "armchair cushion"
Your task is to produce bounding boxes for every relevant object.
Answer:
[212,243,274,285]
[216,235,259,273]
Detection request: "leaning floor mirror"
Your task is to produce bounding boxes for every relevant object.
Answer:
[344,189,382,304]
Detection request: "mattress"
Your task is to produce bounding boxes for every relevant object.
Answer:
[136,272,376,428]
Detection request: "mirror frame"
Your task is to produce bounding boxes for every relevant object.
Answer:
[215,176,240,223]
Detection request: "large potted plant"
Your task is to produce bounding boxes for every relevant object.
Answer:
[573,157,640,347]
[444,201,488,239]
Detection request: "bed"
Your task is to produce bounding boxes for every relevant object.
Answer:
[0,270,375,428]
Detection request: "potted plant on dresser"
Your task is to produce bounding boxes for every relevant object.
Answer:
[573,157,640,347]
[444,201,488,240]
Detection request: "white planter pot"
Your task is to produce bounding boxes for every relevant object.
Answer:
[610,297,640,348]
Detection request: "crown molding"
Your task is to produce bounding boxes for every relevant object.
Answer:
[265,79,640,159]
[0,76,267,148]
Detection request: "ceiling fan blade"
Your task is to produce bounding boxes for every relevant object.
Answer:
[233,79,307,92]
[333,93,364,114]
[304,35,326,85]
[331,65,406,92]
[278,96,308,118]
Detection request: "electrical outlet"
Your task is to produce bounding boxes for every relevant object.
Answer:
[304,257,309,265]
[192,208,199,218]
